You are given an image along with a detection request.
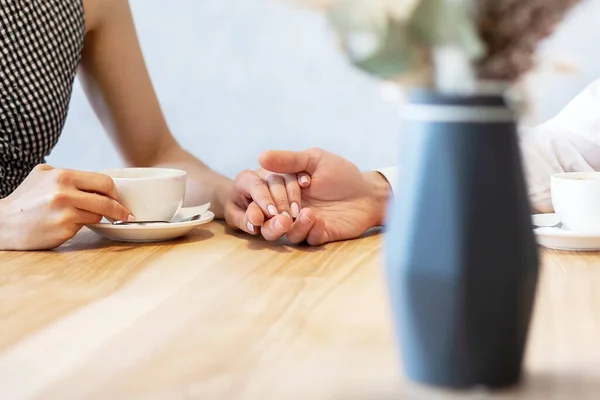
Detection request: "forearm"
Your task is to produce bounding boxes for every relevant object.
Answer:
[151,145,232,218]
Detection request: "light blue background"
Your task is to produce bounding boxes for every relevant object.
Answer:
[49,0,600,178]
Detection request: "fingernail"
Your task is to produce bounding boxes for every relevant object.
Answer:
[268,205,277,216]
[291,202,299,218]
[301,213,311,223]
[246,222,255,233]
[282,211,290,218]
[127,215,136,222]
[274,217,285,231]
[300,176,309,185]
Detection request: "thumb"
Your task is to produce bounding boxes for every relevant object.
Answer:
[258,149,319,175]
[224,202,264,235]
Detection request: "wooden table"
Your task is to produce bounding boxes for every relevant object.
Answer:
[1,222,599,400]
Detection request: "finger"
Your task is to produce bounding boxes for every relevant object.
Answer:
[245,202,265,235]
[73,209,103,225]
[258,149,321,175]
[282,174,302,218]
[52,169,120,200]
[55,208,102,227]
[297,172,311,188]
[285,208,316,244]
[261,213,293,242]
[233,170,278,217]
[225,201,261,235]
[266,174,291,216]
[306,216,330,246]
[72,191,133,222]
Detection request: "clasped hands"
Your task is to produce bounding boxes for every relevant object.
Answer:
[224,148,389,245]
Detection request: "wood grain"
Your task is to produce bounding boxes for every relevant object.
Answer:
[1,222,599,399]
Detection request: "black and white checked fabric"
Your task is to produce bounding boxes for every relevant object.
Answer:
[0,0,85,198]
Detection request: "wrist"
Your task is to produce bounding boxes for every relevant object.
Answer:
[362,171,392,226]
[211,177,233,219]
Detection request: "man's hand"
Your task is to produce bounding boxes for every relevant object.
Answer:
[257,148,391,245]
[0,164,132,250]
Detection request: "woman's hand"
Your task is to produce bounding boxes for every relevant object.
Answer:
[0,164,132,250]
[224,168,311,238]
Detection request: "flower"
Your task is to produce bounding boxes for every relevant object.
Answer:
[324,0,485,89]
[285,0,581,87]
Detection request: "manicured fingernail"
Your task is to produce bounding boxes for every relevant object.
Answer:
[246,222,255,233]
[282,211,290,218]
[291,202,299,218]
[268,205,277,216]
[275,217,285,231]
[300,176,309,185]
[127,215,136,222]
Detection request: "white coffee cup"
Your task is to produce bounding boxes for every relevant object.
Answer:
[102,167,187,221]
[551,172,600,232]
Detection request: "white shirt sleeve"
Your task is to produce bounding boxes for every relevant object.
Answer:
[519,79,600,212]
[376,79,600,213]
[375,167,398,194]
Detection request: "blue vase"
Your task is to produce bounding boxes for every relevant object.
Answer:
[384,90,539,388]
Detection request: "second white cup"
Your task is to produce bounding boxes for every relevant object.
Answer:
[551,172,600,233]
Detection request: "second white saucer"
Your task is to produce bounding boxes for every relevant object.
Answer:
[533,213,600,251]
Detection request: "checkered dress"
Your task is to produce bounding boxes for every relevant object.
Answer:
[0,0,85,198]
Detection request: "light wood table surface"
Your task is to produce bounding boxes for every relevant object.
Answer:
[1,221,599,400]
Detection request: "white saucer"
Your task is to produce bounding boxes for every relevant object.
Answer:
[533,213,600,251]
[86,209,215,243]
